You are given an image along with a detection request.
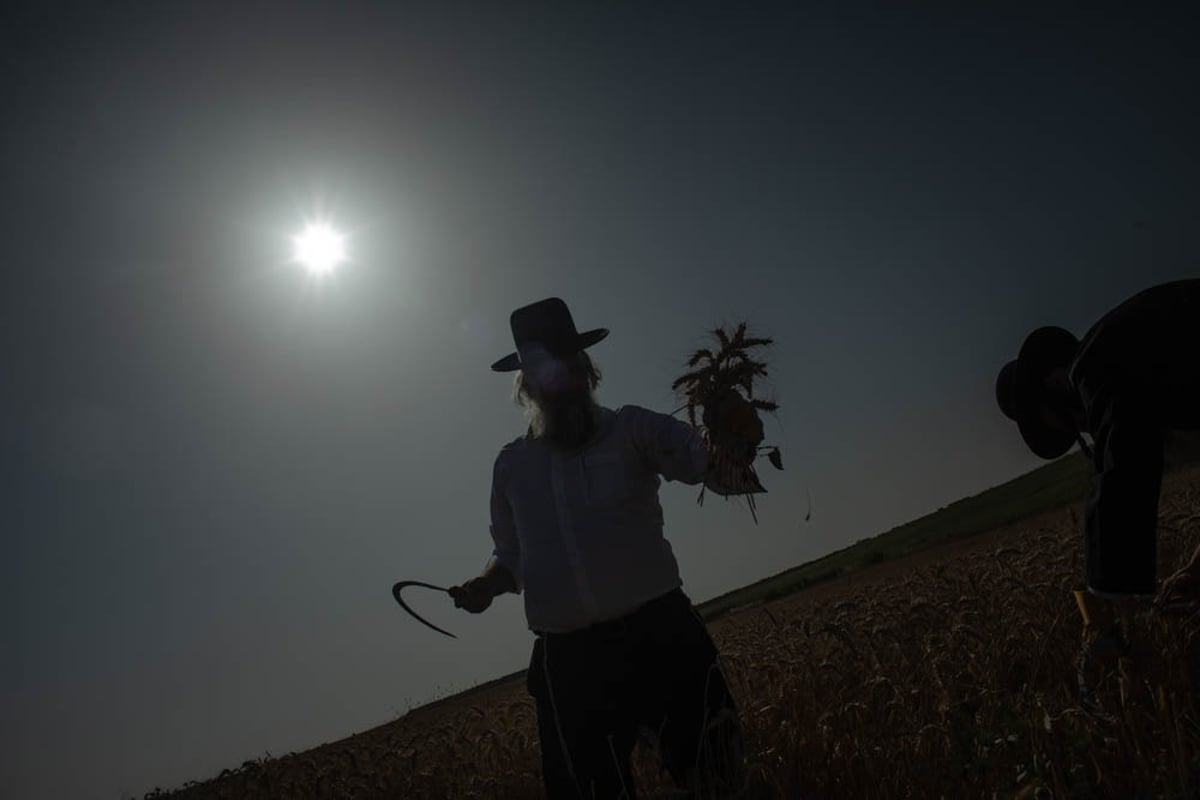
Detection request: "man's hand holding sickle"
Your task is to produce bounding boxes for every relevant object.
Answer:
[393,568,514,638]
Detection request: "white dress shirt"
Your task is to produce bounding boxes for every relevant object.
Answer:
[488,404,717,633]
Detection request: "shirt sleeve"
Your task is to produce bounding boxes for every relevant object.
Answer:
[488,450,523,593]
[623,404,709,484]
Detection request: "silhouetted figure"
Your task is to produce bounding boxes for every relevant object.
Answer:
[997,279,1200,604]
[450,298,761,799]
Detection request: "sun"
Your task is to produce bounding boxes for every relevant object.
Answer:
[292,222,346,276]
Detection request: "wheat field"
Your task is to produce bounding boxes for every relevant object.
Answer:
[160,467,1200,799]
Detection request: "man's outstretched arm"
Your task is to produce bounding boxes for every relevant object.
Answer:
[626,392,763,490]
[452,451,522,614]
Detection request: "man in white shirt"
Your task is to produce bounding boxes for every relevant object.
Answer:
[450,297,763,799]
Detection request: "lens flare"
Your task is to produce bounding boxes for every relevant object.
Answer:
[292,222,346,276]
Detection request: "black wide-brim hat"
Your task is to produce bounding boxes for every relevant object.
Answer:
[995,325,1080,460]
[491,297,609,372]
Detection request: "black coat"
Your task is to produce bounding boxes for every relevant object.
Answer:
[1068,278,1200,593]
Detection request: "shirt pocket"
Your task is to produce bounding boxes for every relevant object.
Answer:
[584,452,632,505]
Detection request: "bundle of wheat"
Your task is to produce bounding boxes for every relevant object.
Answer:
[672,322,783,521]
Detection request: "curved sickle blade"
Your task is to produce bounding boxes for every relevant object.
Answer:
[392,581,457,638]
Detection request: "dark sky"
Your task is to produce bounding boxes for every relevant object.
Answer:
[2,3,1195,797]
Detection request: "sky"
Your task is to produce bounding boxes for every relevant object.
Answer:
[1,2,1196,797]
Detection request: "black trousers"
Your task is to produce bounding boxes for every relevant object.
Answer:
[1084,403,1169,595]
[526,589,743,799]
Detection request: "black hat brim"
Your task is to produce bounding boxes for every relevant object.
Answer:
[995,360,1022,421]
[996,346,1078,461]
[490,328,609,372]
[1017,414,1076,460]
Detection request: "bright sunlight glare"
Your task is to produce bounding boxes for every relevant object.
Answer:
[292,222,346,276]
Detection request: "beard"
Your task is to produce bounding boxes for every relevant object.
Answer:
[527,386,598,449]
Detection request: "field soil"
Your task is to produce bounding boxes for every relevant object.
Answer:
[163,467,1200,799]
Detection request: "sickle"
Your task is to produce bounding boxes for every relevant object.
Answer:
[391,580,457,639]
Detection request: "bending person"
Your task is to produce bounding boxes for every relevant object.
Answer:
[996,279,1200,633]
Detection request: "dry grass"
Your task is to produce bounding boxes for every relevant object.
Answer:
[160,468,1200,800]
[672,322,781,522]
